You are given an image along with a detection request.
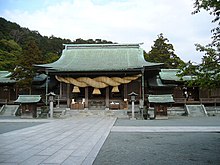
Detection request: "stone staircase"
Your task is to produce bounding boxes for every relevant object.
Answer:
[64,109,129,118]
[0,105,20,116]
[185,104,208,117]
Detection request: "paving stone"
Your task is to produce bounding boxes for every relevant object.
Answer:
[4,144,33,155]
[43,149,74,164]
[0,163,17,165]
[0,154,13,163]
[62,156,85,165]
[3,148,42,163]
[37,145,64,156]
[81,157,95,165]
[19,155,48,165]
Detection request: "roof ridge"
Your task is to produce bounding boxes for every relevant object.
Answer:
[63,43,143,50]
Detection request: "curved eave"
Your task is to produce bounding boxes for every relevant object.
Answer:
[34,43,163,72]
[0,78,16,84]
[148,94,175,104]
[35,62,163,72]
[14,95,42,103]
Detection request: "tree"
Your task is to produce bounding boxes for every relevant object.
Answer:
[196,44,220,87]
[178,44,220,88]
[44,52,59,63]
[0,39,22,70]
[11,40,43,94]
[144,33,184,68]
[178,0,220,88]
[193,0,220,46]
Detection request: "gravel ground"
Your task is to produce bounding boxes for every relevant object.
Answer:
[115,116,220,126]
[94,116,220,165]
[94,132,220,165]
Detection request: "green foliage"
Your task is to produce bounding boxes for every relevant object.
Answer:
[0,17,115,92]
[144,33,184,69]
[44,52,59,63]
[193,0,220,46]
[196,44,220,87]
[0,39,22,70]
[0,17,114,66]
[178,1,220,88]
[11,40,42,92]
[177,61,199,87]
[178,44,220,88]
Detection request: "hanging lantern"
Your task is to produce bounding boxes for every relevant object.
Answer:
[72,86,80,93]
[112,86,119,93]
[92,88,101,95]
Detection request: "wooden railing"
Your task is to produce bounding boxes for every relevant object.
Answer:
[174,98,220,104]
[200,98,220,104]
[0,99,7,104]
[174,98,186,104]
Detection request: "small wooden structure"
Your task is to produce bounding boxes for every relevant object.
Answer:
[14,95,42,118]
[148,94,174,118]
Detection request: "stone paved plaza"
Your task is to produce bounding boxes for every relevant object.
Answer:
[0,117,116,165]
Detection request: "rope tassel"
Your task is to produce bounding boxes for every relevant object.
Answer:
[92,88,101,95]
[112,86,119,93]
[72,86,80,93]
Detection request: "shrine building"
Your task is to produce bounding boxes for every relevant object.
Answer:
[36,43,163,110]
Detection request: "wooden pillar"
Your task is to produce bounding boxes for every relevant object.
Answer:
[105,86,109,110]
[67,84,70,108]
[124,84,127,99]
[59,82,62,98]
[8,88,11,103]
[141,68,145,119]
[85,87,89,109]
[45,70,49,105]
[15,85,18,100]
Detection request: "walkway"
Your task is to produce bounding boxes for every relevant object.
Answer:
[112,117,220,132]
[112,126,220,132]
[0,117,116,165]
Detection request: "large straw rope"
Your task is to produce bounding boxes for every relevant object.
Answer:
[77,77,108,88]
[55,74,141,88]
[93,76,120,87]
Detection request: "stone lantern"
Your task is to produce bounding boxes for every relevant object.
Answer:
[46,92,56,118]
[128,92,138,120]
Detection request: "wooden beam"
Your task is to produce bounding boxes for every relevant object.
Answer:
[85,87,89,109]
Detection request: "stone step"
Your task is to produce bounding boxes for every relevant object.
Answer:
[64,109,129,118]
[0,105,19,116]
[185,104,207,117]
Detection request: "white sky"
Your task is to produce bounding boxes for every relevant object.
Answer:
[0,0,215,63]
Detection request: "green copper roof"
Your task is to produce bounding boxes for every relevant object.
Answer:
[0,71,15,83]
[33,74,47,82]
[148,76,177,87]
[36,44,162,72]
[159,69,193,82]
[14,95,41,103]
[148,94,174,103]
[0,71,11,78]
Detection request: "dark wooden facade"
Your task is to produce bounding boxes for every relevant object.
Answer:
[55,75,143,110]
